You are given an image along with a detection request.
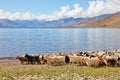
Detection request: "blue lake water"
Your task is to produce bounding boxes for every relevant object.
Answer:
[0,28,120,57]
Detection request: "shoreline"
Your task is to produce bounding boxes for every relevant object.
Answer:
[0,57,16,60]
[0,49,120,60]
[0,57,17,62]
[0,57,16,59]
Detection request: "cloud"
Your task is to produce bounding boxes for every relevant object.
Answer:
[50,4,83,20]
[104,0,120,14]
[0,0,120,20]
[83,0,120,17]
[83,0,106,17]
[66,4,83,18]
[0,10,35,20]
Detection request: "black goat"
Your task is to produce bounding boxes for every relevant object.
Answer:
[25,54,40,64]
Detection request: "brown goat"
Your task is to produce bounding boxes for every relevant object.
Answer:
[39,55,47,64]
[85,56,107,67]
[69,55,87,66]
[45,55,66,66]
[16,56,28,64]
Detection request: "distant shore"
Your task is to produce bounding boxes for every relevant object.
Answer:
[0,57,16,60]
[0,57,17,63]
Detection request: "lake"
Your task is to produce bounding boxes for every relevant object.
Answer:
[0,28,120,57]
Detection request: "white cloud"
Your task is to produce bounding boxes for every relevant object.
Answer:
[51,4,83,20]
[0,0,120,20]
[104,0,120,14]
[83,0,106,17]
[66,4,83,18]
[83,0,120,17]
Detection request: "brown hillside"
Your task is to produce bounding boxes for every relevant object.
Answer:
[74,12,120,27]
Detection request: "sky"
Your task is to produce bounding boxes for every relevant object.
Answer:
[0,0,120,21]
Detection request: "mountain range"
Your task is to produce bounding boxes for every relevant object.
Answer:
[0,18,83,28]
[71,12,120,28]
[0,12,119,28]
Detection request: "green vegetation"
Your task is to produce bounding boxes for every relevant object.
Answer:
[0,61,120,80]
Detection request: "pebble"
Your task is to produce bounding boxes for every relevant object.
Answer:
[1,73,120,80]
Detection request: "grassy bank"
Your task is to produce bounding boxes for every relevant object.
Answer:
[0,61,120,80]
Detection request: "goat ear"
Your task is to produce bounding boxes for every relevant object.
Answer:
[98,54,104,58]
[101,54,104,57]
[25,53,28,55]
[42,54,44,57]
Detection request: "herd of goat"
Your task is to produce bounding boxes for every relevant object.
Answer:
[17,49,120,67]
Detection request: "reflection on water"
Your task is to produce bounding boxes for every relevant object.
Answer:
[0,28,120,57]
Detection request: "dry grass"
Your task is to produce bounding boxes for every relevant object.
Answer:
[0,61,120,80]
